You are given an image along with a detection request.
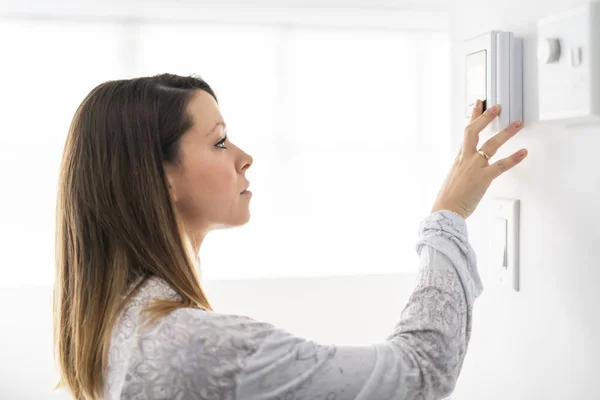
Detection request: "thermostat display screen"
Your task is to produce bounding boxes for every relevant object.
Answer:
[466,50,487,116]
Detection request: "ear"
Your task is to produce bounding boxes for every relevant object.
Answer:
[164,167,179,203]
[168,184,178,202]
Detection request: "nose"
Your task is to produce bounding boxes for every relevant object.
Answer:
[241,152,253,172]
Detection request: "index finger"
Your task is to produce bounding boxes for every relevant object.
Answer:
[469,103,501,133]
[470,99,483,123]
[463,103,501,152]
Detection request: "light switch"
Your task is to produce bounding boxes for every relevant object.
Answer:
[493,218,508,268]
[570,47,582,67]
[492,199,520,291]
[538,1,600,123]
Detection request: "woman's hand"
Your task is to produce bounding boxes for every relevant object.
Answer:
[431,100,528,220]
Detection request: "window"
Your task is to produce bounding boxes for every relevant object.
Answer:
[208,29,451,280]
[0,20,128,286]
[0,8,451,285]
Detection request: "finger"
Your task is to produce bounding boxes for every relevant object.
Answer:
[479,120,524,158]
[463,104,501,152]
[470,99,483,123]
[487,149,528,179]
[462,100,483,152]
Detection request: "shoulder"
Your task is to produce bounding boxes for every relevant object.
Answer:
[107,277,281,399]
[122,308,277,398]
[145,307,277,354]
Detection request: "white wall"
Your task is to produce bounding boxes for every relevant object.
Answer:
[448,1,600,399]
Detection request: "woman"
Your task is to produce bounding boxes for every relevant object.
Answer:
[54,73,527,400]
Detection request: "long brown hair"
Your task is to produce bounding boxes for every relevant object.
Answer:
[54,74,215,399]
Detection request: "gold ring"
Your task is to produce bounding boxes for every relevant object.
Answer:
[477,149,491,160]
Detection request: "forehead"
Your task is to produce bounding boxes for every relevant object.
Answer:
[186,90,223,135]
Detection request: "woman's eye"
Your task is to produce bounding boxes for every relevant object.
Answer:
[216,136,227,148]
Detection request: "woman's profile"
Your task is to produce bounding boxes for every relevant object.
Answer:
[53,73,528,400]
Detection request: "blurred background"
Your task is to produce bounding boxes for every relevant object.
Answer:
[0,0,598,399]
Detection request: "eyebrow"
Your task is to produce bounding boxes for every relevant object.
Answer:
[206,121,227,136]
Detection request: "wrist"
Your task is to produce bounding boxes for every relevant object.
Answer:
[431,203,467,220]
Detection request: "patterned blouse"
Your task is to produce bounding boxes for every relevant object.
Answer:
[105,210,483,399]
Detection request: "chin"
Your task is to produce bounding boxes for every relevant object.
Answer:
[235,212,251,227]
[212,213,251,230]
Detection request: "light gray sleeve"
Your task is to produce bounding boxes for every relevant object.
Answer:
[178,210,483,400]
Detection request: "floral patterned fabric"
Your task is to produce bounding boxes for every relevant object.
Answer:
[104,210,482,400]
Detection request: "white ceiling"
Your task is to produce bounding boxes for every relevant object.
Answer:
[0,0,453,15]
[0,0,452,31]
[165,0,452,10]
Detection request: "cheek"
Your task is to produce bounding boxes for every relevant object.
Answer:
[186,158,236,204]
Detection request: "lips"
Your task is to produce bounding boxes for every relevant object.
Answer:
[241,183,250,194]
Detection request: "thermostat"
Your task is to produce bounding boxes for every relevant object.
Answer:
[465,31,524,131]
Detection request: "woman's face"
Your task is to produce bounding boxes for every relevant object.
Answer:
[164,90,253,245]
